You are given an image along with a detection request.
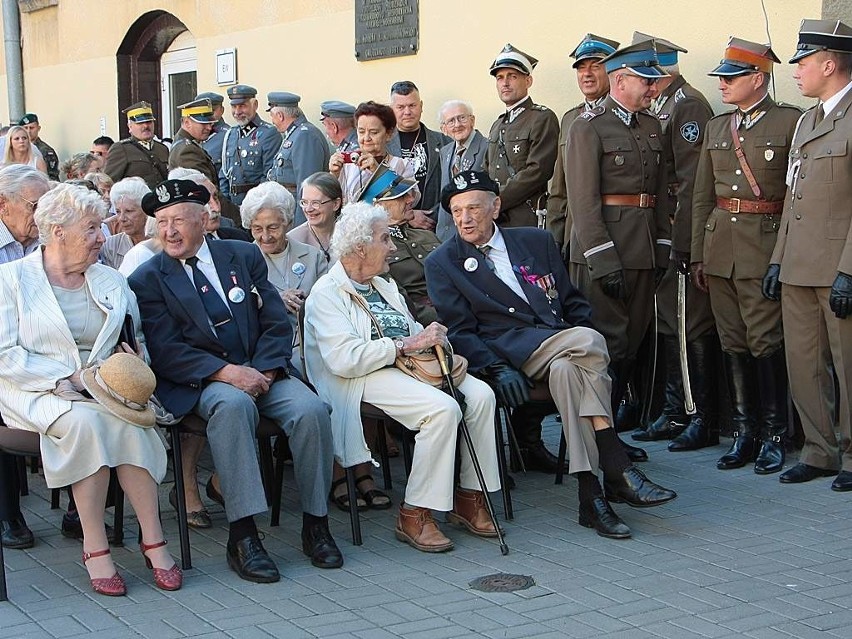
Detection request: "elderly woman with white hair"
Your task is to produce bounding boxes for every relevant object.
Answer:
[304,202,501,553]
[99,177,152,269]
[0,184,180,595]
[242,181,327,347]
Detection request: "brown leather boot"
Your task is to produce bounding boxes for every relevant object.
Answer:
[446,488,499,538]
[395,505,454,553]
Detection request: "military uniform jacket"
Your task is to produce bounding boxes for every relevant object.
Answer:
[268,115,331,190]
[218,115,282,198]
[202,120,229,178]
[34,138,59,181]
[771,88,852,286]
[388,224,441,323]
[169,127,218,185]
[485,96,559,227]
[337,129,359,153]
[104,137,170,191]
[653,75,714,254]
[566,95,673,279]
[691,96,800,279]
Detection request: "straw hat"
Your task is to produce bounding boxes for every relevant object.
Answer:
[80,353,157,428]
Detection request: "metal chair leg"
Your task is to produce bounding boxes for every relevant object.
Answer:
[345,466,362,546]
[169,427,192,570]
[258,437,275,506]
[50,488,61,509]
[0,533,7,602]
[16,457,28,496]
[111,471,125,547]
[373,419,393,490]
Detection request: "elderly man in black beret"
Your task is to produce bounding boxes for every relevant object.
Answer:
[425,171,677,539]
[128,179,339,583]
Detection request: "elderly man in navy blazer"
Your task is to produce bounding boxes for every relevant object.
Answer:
[425,171,677,538]
[128,179,340,582]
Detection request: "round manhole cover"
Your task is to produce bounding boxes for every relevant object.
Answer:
[469,573,535,592]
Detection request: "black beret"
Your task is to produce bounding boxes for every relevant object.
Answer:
[440,170,500,212]
[142,179,210,216]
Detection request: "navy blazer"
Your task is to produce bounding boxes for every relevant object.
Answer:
[128,237,292,417]
[425,226,594,372]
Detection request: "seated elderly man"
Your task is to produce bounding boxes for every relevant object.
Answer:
[425,171,677,539]
[128,179,340,583]
[304,201,501,552]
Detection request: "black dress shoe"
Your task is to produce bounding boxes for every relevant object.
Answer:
[579,497,631,539]
[604,466,677,508]
[206,477,225,507]
[519,440,566,473]
[226,535,280,583]
[716,435,757,469]
[779,463,838,484]
[621,438,648,462]
[831,470,852,492]
[1,516,34,549]
[61,511,116,544]
[778,462,837,484]
[168,486,212,529]
[301,523,344,569]
[668,422,719,452]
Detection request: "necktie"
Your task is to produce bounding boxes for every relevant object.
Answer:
[186,256,247,364]
[814,104,825,126]
[477,245,496,272]
[452,147,465,176]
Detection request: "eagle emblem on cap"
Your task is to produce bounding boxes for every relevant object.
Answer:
[156,185,170,203]
[454,174,468,189]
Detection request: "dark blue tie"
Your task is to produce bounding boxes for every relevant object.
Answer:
[186,256,247,364]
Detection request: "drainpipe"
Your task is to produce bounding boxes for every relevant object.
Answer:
[3,0,24,123]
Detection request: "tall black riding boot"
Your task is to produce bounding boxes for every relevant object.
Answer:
[611,359,648,462]
[511,402,562,473]
[753,348,788,475]
[634,336,687,441]
[668,333,720,451]
[716,351,759,469]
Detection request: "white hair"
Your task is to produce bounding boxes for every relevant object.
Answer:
[167,168,218,218]
[0,164,50,199]
[330,201,388,260]
[438,99,474,123]
[240,181,295,229]
[109,176,149,208]
[35,183,106,243]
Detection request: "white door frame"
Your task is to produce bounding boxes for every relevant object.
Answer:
[160,32,197,138]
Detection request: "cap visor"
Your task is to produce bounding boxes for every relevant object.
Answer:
[708,63,755,76]
[788,48,818,63]
[190,115,217,123]
[571,53,606,68]
[625,66,668,79]
[230,98,249,105]
[377,181,418,201]
[490,62,530,76]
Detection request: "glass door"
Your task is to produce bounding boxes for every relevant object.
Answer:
[160,31,197,140]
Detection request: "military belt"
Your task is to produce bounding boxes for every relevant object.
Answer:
[601,193,657,208]
[231,183,261,194]
[716,197,783,215]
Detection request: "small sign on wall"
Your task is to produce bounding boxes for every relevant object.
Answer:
[216,48,237,86]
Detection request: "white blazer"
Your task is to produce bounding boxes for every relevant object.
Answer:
[0,249,146,434]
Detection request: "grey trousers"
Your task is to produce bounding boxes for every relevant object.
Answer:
[194,375,333,522]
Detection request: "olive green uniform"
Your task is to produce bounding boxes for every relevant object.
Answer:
[169,127,218,185]
[33,138,59,181]
[691,96,800,356]
[388,224,441,325]
[484,96,559,228]
[567,96,672,361]
[104,137,170,191]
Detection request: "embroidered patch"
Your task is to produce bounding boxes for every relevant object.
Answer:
[680,121,700,143]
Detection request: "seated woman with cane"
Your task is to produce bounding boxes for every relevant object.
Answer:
[303,201,501,553]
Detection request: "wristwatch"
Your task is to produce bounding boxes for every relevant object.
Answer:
[394,338,406,356]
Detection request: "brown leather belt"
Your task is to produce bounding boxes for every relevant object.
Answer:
[716,197,783,215]
[231,183,260,195]
[601,193,657,208]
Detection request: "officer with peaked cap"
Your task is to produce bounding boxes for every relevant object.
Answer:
[18,113,59,180]
[320,100,358,154]
[566,40,675,463]
[764,19,852,489]
[627,33,720,453]
[197,91,228,177]
[267,92,331,226]
[548,34,619,252]
[104,101,170,190]
[690,37,801,474]
[484,43,559,229]
[219,85,282,205]
[169,98,219,185]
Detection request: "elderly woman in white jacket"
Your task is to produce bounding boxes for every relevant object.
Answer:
[304,201,501,554]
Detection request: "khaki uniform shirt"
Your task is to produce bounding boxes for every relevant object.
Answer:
[104,137,170,191]
[169,127,218,185]
[691,96,800,279]
[388,224,441,325]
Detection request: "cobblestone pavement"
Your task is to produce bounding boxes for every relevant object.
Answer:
[2,420,851,638]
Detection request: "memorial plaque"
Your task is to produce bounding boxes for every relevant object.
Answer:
[355,0,419,61]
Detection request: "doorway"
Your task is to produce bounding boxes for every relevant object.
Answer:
[160,31,197,140]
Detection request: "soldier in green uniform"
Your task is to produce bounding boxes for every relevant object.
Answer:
[169,98,218,185]
[484,44,559,228]
[627,34,720,452]
[764,20,852,489]
[548,34,619,252]
[198,91,228,179]
[19,113,59,180]
[104,101,170,191]
[218,85,282,205]
[691,38,801,474]
[567,40,674,462]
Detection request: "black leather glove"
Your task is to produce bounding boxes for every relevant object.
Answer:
[761,264,781,302]
[482,362,532,409]
[654,266,668,288]
[599,270,627,300]
[672,250,690,276]
[829,272,852,319]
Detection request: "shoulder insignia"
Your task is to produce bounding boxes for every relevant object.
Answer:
[300,125,308,130]
[674,88,686,103]
[680,121,700,143]
[776,101,804,113]
[532,104,548,111]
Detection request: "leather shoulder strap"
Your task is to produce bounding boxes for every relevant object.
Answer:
[729,113,762,199]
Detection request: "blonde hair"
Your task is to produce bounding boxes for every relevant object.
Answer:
[3,126,35,166]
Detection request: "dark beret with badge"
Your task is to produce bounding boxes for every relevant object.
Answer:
[789,18,852,63]
[142,179,210,216]
[440,170,500,211]
[195,91,224,107]
[570,34,619,68]
[18,113,39,126]
[266,92,301,111]
[123,101,156,123]
[490,43,538,76]
[226,84,257,105]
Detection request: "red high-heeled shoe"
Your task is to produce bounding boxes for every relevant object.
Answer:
[139,540,182,591]
[82,548,126,597]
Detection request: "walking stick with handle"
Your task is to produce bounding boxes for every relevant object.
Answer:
[434,344,509,555]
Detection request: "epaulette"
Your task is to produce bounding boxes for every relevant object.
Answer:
[674,88,686,103]
[579,105,605,120]
[532,104,548,111]
[776,101,804,113]
[300,124,308,130]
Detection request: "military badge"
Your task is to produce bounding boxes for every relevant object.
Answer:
[765,149,775,162]
[156,185,170,202]
[464,257,478,272]
[680,121,700,143]
[512,144,520,154]
[614,155,625,166]
[453,174,468,189]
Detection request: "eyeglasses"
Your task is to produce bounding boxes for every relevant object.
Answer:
[442,114,471,126]
[299,198,335,210]
[19,195,39,212]
[719,74,755,85]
